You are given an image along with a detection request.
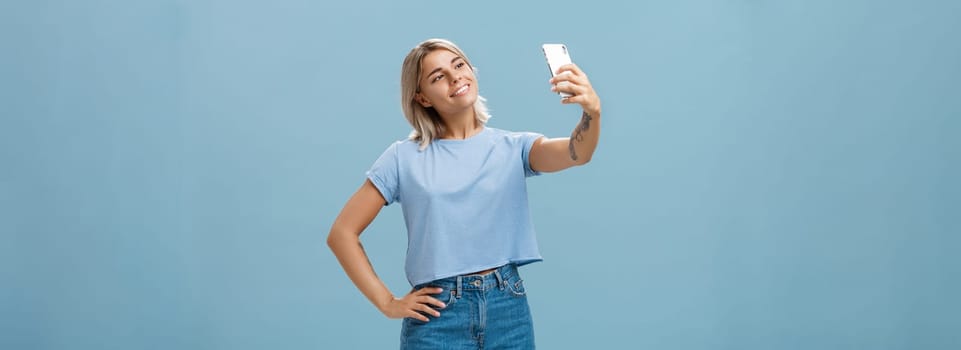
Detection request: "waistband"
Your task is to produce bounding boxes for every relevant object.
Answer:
[416,264,519,297]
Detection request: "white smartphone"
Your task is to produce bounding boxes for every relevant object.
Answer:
[542,43,573,98]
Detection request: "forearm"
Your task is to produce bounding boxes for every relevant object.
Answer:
[327,229,394,312]
[567,109,601,164]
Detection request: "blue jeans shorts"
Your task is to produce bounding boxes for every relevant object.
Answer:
[400,264,535,349]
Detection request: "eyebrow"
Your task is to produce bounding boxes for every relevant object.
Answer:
[425,56,464,80]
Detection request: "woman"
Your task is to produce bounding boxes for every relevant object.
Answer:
[327,38,601,349]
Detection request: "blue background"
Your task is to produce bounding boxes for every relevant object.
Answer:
[2,0,959,349]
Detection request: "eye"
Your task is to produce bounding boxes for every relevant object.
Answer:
[431,74,444,83]
[455,62,465,69]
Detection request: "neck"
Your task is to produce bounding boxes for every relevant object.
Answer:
[439,108,481,139]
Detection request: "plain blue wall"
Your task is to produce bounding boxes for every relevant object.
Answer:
[2,0,959,349]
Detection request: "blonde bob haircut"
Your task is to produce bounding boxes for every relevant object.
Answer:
[401,38,491,150]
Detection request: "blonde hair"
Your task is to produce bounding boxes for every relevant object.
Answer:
[401,38,491,150]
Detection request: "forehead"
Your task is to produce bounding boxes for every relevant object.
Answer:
[421,49,461,71]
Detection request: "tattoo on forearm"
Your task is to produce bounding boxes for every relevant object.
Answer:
[568,111,593,161]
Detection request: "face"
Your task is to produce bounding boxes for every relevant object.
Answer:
[415,49,478,116]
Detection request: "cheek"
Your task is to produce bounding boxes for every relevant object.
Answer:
[428,88,447,100]
[422,88,446,103]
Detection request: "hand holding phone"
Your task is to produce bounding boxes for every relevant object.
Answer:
[542,43,573,98]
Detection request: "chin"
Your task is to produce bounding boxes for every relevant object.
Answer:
[463,93,478,106]
[448,94,477,110]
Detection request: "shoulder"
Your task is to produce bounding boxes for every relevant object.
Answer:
[485,127,545,150]
[380,138,419,153]
[371,138,419,164]
[485,127,543,142]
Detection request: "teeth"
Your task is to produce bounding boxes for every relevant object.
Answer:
[453,85,468,96]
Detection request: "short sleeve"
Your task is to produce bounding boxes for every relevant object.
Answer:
[365,142,400,205]
[519,132,545,177]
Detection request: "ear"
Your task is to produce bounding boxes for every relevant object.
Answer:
[415,93,432,108]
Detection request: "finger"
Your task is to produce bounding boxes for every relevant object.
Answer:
[561,95,579,104]
[419,295,446,308]
[549,81,570,93]
[407,311,430,322]
[551,73,589,88]
[561,94,588,105]
[554,63,576,76]
[569,63,585,76]
[555,63,585,78]
[414,287,443,296]
[550,71,582,84]
[552,82,588,96]
[416,303,441,317]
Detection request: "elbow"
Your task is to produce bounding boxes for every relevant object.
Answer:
[327,226,358,250]
[575,154,593,166]
[326,232,336,250]
[326,228,343,250]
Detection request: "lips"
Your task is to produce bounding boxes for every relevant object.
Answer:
[450,84,470,97]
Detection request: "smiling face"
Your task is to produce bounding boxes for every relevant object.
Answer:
[415,49,478,117]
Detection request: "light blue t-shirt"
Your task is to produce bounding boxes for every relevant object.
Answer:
[366,126,545,286]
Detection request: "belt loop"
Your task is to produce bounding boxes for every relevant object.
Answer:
[455,275,462,298]
[494,268,505,290]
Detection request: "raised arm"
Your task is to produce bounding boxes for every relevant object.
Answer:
[529,63,602,173]
[327,179,445,322]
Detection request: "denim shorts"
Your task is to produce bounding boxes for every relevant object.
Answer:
[400,264,535,349]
